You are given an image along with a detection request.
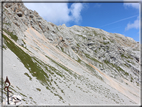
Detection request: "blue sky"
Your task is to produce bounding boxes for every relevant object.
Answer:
[24,2,140,42]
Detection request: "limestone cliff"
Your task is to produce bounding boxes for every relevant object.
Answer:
[0,1,141,105]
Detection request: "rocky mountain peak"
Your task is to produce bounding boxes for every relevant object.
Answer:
[1,1,141,105]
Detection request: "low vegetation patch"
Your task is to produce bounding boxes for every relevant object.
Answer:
[93,31,98,36]
[3,23,11,26]
[104,60,129,76]
[77,34,86,39]
[36,88,41,91]
[24,73,32,80]
[84,53,102,65]
[3,29,18,42]
[3,34,50,86]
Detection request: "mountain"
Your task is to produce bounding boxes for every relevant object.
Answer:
[0,1,141,105]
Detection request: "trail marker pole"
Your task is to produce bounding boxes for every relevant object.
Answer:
[4,76,12,105]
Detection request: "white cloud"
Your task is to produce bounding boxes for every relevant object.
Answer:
[125,17,140,31]
[70,3,83,23]
[123,2,140,31]
[123,3,140,9]
[24,3,84,25]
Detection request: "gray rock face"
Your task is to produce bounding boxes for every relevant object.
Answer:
[1,1,141,105]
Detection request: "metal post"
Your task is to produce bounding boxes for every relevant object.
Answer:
[7,89,9,104]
